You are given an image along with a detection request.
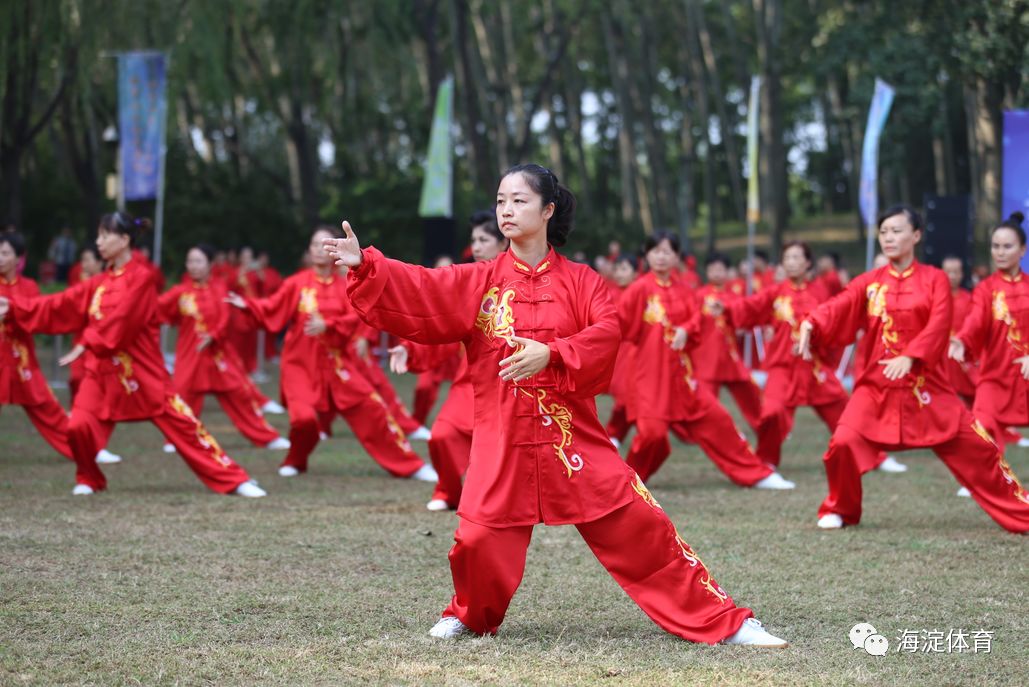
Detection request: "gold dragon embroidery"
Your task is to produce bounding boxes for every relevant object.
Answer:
[866,282,899,354]
[992,291,1029,355]
[643,293,698,391]
[88,286,106,320]
[169,394,233,466]
[113,352,139,394]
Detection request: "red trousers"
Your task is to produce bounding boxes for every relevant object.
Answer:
[180,389,279,447]
[427,416,471,507]
[605,403,632,442]
[228,329,258,374]
[413,372,442,425]
[3,396,73,460]
[818,413,1029,533]
[442,486,754,643]
[698,379,763,434]
[359,358,421,434]
[68,390,250,493]
[627,398,772,486]
[757,397,884,472]
[283,393,424,476]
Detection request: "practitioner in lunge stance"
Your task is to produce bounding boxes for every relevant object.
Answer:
[798,205,1029,532]
[329,164,789,647]
[0,213,263,497]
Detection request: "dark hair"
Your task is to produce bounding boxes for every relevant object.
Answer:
[80,245,101,261]
[501,163,576,247]
[0,230,26,257]
[705,251,731,269]
[941,254,964,265]
[470,209,504,242]
[753,249,770,264]
[191,243,217,264]
[98,211,152,246]
[781,241,812,264]
[993,211,1027,247]
[878,204,924,231]
[314,223,343,239]
[613,254,637,271]
[642,230,681,255]
[819,251,841,269]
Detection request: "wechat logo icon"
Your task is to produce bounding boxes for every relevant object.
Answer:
[850,623,889,656]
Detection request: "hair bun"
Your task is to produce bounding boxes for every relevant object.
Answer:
[1009,211,1026,227]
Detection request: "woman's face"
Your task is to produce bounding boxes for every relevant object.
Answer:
[645,239,677,275]
[186,248,211,282]
[470,225,506,262]
[878,213,920,262]
[706,261,728,286]
[781,246,810,280]
[612,261,636,287]
[991,227,1026,273]
[0,243,16,277]
[496,173,552,244]
[96,227,130,261]
[80,250,102,277]
[309,229,334,267]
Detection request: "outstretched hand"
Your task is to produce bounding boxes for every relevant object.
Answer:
[670,327,688,351]
[1014,355,1029,380]
[948,337,965,362]
[388,345,409,374]
[323,221,363,268]
[499,335,551,382]
[0,296,8,320]
[795,320,814,360]
[224,292,247,309]
[879,355,913,380]
[58,344,85,367]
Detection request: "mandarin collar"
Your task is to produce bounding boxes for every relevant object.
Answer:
[788,279,807,291]
[312,269,335,285]
[110,256,134,277]
[999,270,1024,283]
[887,261,917,279]
[504,246,558,277]
[0,275,17,285]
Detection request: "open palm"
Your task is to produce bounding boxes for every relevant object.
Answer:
[323,221,363,267]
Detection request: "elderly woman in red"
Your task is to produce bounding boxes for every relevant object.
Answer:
[798,205,1029,532]
[716,241,906,473]
[0,213,263,497]
[327,164,788,648]
[158,244,289,451]
[619,232,794,489]
[950,212,1029,457]
[227,226,435,481]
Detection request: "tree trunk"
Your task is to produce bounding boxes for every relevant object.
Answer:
[826,72,863,239]
[964,77,1003,242]
[601,11,640,228]
[753,0,788,256]
[679,9,716,251]
[450,0,495,194]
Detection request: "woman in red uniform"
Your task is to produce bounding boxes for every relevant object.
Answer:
[941,255,978,406]
[227,226,435,481]
[619,232,794,489]
[0,213,263,497]
[693,253,764,434]
[388,211,510,511]
[158,244,289,450]
[605,255,638,446]
[798,205,1029,531]
[950,212,1029,457]
[329,164,788,647]
[718,241,905,472]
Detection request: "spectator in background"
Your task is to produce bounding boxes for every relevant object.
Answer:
[48,227,78,283]
[5,223,26,275]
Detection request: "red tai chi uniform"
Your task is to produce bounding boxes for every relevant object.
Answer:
[349,246,754,642]
[947,287,979,405]
[807,262,1029,532]
[157,279,280,447]
[0,275,73,459]
[693,284,763,432]
[226,266,262,373]
[604,281,636,443]
[243,268,425,476]
[725,279,884,471]
[956,271,1029,454]
[618,272,773,485]
[7,258,252,493]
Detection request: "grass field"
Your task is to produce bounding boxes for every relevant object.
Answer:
[1,369,1026,686]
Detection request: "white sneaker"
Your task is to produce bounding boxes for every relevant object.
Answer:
[817,513,844,529]
[1019,438,1029,448]
[877,455,908,473]
[408,426,432,441]
[318,431,329,441]
[278,466,300,477]
[233,481,267,498]
[71,484,95,496]
[429,616,471,639]
[265,437,291,450]
[426,498,451,511]
[721,618,788,648]
[610,436,621,449]
[162,443,176,453]
[956,486,971,498]
[261,400,286,414]
[95,449,122,464]
[753,472,796,490]
[410,464,439,482]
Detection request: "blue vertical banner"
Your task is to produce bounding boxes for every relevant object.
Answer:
[859,78,896,227]
[1002,111,1029,271]
[118,52,167,201]
[418,75,454,218]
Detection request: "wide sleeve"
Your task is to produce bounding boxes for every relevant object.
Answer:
[807,273,871,349]
[9,279,91,335]
[156,285,183,325]
[725,287,776,329]
[955,281,991,358]
[80,270,156,356]
[346,246,483,345]
[902,269,952,365]
[546,270,621,398]
[617,281,647,345]
[245,279,298,333]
